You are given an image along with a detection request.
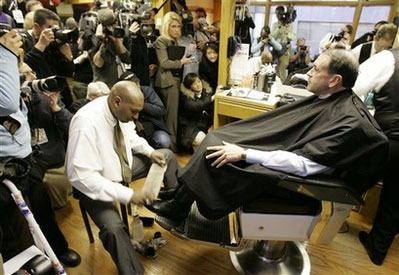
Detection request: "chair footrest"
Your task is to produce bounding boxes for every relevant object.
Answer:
[155,203,238,246]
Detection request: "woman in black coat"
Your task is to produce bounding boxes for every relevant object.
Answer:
[199,42,219,92]
[178,73,214,153]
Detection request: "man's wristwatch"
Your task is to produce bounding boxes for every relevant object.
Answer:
[241,149,247,161]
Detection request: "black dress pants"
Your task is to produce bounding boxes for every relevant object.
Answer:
[369,139,399,258]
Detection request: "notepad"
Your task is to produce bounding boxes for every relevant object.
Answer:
[167,45,186,60]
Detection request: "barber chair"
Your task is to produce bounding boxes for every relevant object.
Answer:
[156,174,363,275]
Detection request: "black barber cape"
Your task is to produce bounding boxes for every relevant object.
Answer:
[179,89,389,220]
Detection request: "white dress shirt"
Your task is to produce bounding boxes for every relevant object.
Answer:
[65,96,154,204]
[352,50,395,97]
[246,149,334,177]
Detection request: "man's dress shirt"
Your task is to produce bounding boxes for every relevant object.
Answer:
[352,50,395,97]
[65,96,154,204]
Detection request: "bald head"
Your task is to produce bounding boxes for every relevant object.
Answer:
[261,50,273,65]
[108,81,144,123]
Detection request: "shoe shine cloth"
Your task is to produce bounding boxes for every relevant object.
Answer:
[142,163,167,203]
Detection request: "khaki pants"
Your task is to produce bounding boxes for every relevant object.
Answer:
[278,46,291,82]
[43,166,72,209]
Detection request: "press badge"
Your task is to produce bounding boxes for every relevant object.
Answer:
[12,10,24,25]
[32,128,49,145]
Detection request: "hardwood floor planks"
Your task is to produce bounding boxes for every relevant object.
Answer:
[55,154,398,275]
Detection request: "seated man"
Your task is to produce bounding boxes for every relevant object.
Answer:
[147,49,388,221]
[65,81,178,274]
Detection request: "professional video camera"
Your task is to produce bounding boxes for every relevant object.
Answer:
[280,5,297,24]
[116,0,153,38]
[179,9,194,36]
[21,76,68,98]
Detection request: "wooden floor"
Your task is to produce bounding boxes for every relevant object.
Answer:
[55,154,399,275]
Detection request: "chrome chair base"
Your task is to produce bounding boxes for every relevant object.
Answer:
[230,240,310,275]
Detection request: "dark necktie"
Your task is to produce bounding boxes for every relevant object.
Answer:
[114,122,132,184]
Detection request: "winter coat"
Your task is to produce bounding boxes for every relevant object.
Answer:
[178,80,214,152]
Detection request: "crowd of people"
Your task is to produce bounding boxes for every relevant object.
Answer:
[0,0,398,274]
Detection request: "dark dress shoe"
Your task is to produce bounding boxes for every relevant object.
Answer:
[358,231,385,266]
[146,199,190,220]
[158,187,178,201]
[57,249,81,267]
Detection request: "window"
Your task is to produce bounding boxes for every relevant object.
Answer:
[248,5,266,43]
[269,6,355,59]
[356,6,390,40]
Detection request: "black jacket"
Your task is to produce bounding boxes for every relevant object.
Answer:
[27,92,73,169]
[199,58,218,92]
[23,31,75,108]
[178,81,213,152]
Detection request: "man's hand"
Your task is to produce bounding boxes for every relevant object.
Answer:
[0,30,23,57]
[150,150,166,167]
[95,24,105,39]
[206,141,245,168]
[129,21,140,35]
[149,64,157,77]
[42,91,61,112]
[35,28,55,52]
[196,39,206,49]
[131,190,152,205]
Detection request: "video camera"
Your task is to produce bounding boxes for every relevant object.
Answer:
[279,5,297,24]
[21,76,68,98]
[116,0,152,38]
[179,9,194,36]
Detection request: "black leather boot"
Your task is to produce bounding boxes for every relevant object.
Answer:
[146,185,194,220]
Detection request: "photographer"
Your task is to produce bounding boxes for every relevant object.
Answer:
[288,38,310,74]
[129,20,158,87]
[20,62,74,209]
[92,8,131,89]
[0,31,80,267]
[251,25,282,57]
[271,5,296,82]
[23,9,75,108]
[351,20,388,49]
